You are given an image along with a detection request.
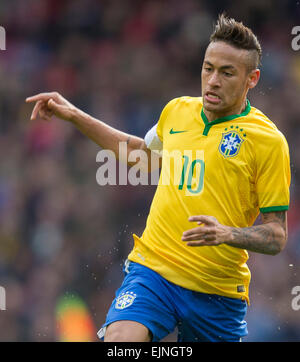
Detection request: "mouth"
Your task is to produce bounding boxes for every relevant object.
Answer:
[204,91,222,104]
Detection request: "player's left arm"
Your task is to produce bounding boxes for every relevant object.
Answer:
[181,211,287,255]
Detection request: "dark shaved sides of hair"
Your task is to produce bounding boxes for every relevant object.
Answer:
[210,13,262,72]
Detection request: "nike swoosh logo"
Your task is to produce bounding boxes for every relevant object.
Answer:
[169,128,188,134]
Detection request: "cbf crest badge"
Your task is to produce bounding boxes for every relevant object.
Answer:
[115,291,136,310]
[219,126,246,158]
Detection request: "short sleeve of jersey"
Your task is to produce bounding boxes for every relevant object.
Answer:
[144,123,162,152]
[156,98,179,142]
[255,131,291,213]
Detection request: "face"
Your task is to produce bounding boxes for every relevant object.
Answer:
[201,41,260,117]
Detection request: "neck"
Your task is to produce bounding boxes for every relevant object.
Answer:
[204,99,248,123]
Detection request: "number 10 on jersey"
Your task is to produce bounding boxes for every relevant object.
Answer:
[178,153,205,195]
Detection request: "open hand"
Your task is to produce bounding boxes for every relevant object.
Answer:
[182,215,231,247]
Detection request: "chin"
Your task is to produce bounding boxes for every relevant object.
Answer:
[203,100,224,113]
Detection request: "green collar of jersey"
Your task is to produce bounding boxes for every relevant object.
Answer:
[201,99,251,136]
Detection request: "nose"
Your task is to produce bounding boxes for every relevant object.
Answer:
[207,71,221,87]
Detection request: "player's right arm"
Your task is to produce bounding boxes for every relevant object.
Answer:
[26,92,161,170]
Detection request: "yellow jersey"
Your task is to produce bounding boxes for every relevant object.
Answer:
[128,96,291,303]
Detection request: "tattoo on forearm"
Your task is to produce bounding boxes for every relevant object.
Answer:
[228,225,279,254]
[126,136,131,145]
[227,211,287,255]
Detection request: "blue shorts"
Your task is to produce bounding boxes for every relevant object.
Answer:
[98,260,248,342]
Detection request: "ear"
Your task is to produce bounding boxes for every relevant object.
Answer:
[247,69,260,89]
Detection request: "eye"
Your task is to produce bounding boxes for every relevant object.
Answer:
[204,67,212,72]
[223,72,233,77]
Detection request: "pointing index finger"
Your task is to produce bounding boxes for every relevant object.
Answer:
[26,92,57,103]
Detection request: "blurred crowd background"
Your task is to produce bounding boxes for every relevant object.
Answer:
[0,0,299,342]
